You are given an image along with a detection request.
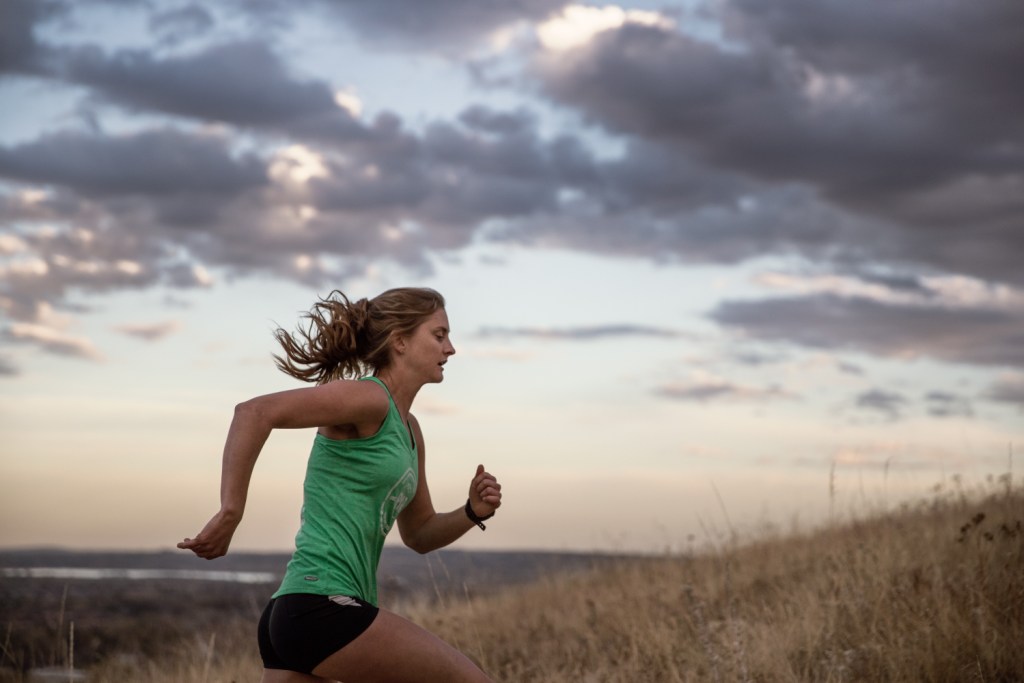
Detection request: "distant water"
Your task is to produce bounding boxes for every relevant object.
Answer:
[1,567,278,583]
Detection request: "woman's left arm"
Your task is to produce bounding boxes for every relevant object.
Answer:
[397,415,502,554]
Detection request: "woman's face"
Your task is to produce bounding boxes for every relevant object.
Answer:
[401,308,456,383]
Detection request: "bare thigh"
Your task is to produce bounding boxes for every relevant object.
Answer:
[311,608,493,683]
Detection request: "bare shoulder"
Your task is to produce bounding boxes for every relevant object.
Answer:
[319,378,390,421]
[253,377,390,431]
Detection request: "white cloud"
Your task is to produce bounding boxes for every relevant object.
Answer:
[72,228,95,244]
[112,319,182,341]
[269,145,330,185]
[333,89,363,118]
[18,189,49,205]
[0,234,28,254]
[656,369,793,403]
[754,272,917,305]
[487,21,531,53]
[47,255,145,278]
[1,258,49,277]
[802,65,859,105]
[115,260,143,276]
[6,322,104,361]
[536,4,674,52]
[753,271,1024,310]
[192,264,214,287]
[920,274,1024,309]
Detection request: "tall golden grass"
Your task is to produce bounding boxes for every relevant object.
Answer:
[410,479,1022,682]
[5,478,1022,682]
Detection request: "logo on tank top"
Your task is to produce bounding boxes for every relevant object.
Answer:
[380,467,416,535]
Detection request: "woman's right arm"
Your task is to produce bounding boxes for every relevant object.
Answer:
[176,399,272,559]
[177,380,388,559]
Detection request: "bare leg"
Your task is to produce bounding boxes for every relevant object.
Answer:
[261,668,334,683]
[311,608,492,683]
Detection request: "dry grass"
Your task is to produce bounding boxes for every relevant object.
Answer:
[410,491,1022,682]
[4,480,1022,682]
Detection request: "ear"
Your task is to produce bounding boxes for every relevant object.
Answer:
[392,332,407,355]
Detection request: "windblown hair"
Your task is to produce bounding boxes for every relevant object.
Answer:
[273,287,446,384]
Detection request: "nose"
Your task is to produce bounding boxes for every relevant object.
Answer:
[445,339,456,356]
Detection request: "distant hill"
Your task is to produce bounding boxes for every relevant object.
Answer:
[0,545,639,603]
[0,545,642,673]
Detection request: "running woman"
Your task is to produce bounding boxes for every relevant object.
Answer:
[179,287,502,682]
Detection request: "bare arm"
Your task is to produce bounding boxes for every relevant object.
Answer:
[397,415,502,554]
[178,380,388,559]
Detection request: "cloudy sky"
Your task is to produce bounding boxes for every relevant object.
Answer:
[1,0,1021,554]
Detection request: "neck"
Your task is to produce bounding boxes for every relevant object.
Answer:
[375,369,422,417]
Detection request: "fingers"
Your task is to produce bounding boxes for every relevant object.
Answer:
[178,535,211,558]
[178,538,225,560]
[471,464,502,509]
[177,526,230,560]
[178,510,239,559]
[476,479,501,502]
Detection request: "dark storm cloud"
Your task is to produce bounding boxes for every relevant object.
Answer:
[924,391,974,419]
[1,1,591,307]
[308,0,566,51]
[495,182,870,267]
[728,350,786,367]
[655,379,791,403]
[0,211,198,327]
[0,101,586,338]
[854,389,907,421]
[0,353,19,377]
[530,4,1024,285]
[149,4,215,46]
[4,3,369,142]
[0,128,267,197]
[4,0,1023,380]
[58,41,364,135]
[8,0,1022,282]
[536,22,945,194]
[112,319,181,341]
[727,0,1024,125]
[984,377,1024,410]
[434,108,551,178]
[710,295,1024,370]
[477,324,684,341]
[536,6,1024,202]
[837,361,865,377]
[598,140,754,213]
[0,0,64,73]
[306,106,575,238]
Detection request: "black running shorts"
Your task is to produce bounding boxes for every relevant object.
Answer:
[257,593,379,674]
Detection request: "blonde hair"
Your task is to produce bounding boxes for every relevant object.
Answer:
[273,287,446,384]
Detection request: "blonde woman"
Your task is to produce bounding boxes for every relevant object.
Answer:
[179,287,502,682]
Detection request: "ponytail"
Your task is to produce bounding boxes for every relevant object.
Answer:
[273,287,445,384]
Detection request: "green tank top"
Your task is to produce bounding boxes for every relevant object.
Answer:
[272,376,418,605]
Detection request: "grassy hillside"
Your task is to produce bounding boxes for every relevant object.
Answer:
[4,481,1022,682]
